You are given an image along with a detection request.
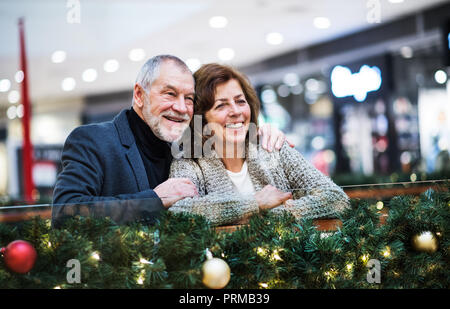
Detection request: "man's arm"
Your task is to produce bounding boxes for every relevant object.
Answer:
[51,126,165,227]
[52,126,162,205]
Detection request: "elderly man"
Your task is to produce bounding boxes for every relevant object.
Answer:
[52,55,288,224]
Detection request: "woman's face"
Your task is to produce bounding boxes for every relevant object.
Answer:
[205,79,251,146]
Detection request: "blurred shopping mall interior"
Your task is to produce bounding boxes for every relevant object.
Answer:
[0,0,449,202]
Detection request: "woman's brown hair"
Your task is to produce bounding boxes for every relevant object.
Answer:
[188,63,260,157]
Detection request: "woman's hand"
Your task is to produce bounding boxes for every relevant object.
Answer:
[254,185,292,210]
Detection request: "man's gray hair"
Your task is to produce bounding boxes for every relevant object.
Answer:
[135,54,191,91]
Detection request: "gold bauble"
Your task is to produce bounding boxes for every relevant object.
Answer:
[201,257,230,289]
[411,231,439,253]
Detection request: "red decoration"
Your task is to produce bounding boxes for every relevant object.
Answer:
[1,240,37,274]
[18,18,36,203]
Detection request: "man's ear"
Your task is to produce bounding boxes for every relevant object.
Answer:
[133,83,146,108]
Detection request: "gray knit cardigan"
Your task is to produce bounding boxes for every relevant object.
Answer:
[168,142,350,226]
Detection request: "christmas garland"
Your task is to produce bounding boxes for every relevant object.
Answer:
[0,185,448,289]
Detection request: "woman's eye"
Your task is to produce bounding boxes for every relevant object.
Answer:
[237,100,247,104]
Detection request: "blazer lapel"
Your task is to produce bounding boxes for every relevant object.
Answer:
[126,145,150,191]
[113,109,150,191]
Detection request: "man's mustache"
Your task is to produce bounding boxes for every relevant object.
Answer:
[160,111,191,121]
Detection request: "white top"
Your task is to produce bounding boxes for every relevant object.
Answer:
[226,161,256,197]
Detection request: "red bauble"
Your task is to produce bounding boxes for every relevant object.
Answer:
[1,240,37,274]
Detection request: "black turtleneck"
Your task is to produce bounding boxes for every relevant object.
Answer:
[126,108,173,189]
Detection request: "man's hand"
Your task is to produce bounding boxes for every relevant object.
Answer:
[254,185,292,211]
[154,178,199,208]
[258,123,294,152]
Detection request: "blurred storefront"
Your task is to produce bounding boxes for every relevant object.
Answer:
[246,5,450,182]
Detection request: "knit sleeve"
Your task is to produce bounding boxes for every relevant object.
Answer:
[168,159,260,226]
[269,142,350,220]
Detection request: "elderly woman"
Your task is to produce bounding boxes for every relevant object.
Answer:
[168,63,349,226]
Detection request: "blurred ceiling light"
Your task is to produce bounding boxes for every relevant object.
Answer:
[8,90,20,104]
[104,59,119,73]
[218,48,235,61]
[61,77,76,91]
[0,79,11,92]
[306,78,327,94]
[209,16,228,28]
[290,84,304,95]
[82,68,98,82]
[16,104,24,118]
[277,84,290,97]
[15,70,24,83]
[7,105,17,120]
[434,69,447,84]
[311,136,326,150]
[185,58,201,72]
[129,48,146,62]
[306,78,320,92]
[261,87,277,104]
[400,151,412,165]
[388,0,404,3]
[283,73,299,86]
[313,17,331,29]
[266,32,283,45]
[51,50,66,63]
[400,46,413,59]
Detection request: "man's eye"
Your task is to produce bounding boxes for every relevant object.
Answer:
[167,92,176,97]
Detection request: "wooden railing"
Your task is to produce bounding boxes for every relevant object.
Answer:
[0,181,446,232]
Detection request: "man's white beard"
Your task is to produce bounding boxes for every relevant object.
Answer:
[145,111,189,143]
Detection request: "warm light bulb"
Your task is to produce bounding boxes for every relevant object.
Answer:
[137,276,144,285]
[139,258,152,265]
[376,201,384,210]
[271,249,282,261]
[361,254,370,263]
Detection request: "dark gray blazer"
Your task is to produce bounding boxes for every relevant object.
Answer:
[52,109,165,226]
